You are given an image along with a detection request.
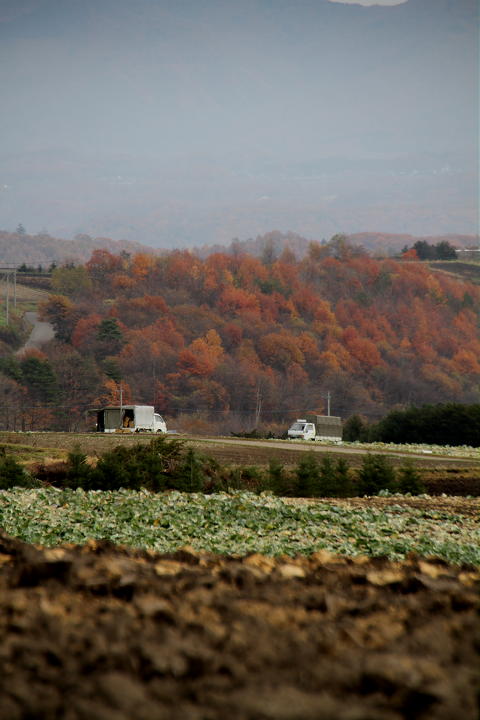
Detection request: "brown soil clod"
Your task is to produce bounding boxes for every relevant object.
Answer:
[0,530,478,719]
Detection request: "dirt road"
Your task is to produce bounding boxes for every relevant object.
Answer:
[16,310,55,354]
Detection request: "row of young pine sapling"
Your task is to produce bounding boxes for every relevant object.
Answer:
[0,435,425,497]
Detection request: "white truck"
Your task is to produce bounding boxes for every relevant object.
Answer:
[93,405,167,433]
[288,415,342,442]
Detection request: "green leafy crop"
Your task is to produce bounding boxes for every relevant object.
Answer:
[0,489,478,564]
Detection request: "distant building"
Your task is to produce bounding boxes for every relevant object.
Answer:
[456,247,480,259]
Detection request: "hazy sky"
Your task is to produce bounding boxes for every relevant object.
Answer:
[331,1,407,4]
[0,0,478,246]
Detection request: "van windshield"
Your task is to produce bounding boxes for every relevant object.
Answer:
[290,422,305,431]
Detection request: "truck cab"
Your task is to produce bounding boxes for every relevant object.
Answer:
[287,419,316,441]
[153,413,167,433]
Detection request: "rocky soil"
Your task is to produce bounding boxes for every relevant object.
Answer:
[0,531,478,720]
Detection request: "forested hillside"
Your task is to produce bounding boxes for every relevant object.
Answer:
[2,237,475,433]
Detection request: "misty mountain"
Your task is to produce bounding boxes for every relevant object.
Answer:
[0,0,477,247]
[0,230,153,267]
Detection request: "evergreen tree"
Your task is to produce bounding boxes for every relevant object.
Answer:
[295,452,320,497]
[317,455,337,496]
[96,318,124,359]
[334,457,354,497]
[174,448,206,492]
[0,454,34,489]
[316,455,354,497]
[19,356,58,404]
[357,454,397,496]
[65,447,94,489]
[267,458,288,495]
[373,404,480,447]
[435,241,457,260]
[397,463,425,495]
[343,414,368,442]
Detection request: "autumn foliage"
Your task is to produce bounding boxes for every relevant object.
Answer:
[5,241,480,432]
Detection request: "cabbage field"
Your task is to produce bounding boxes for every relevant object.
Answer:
[1,488,479,565]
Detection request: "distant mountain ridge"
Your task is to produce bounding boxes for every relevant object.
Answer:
[2,228,478,268]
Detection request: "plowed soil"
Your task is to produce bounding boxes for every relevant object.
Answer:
[0,531,479,720]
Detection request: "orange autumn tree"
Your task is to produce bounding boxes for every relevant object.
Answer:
[217,286,260,317]
[71,314,102,351]
[94,378,133,407]
[39,294,78,343]
[111,295,169,328]
[177,329,225,377]
[86,249,124,293]
[258,332,305,371]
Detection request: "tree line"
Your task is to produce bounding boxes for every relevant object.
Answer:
[1,435,426,497]
[345,403,480,447]
[402,240,458,261]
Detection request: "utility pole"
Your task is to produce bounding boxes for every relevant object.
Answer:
[254,383,262,427]
[0,267,17,325]
[5,272,9,326]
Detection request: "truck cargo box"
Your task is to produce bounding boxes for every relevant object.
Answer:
[91,405,167,433]
[306,414,342,440]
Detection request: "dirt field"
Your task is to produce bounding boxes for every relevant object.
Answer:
[429,261,480,286]
[2,432,479,469]
[283,494,480,518]
[190,437,479,467]
[0,530,478,720]
[9,283,51,302]
[3,281,51,316]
